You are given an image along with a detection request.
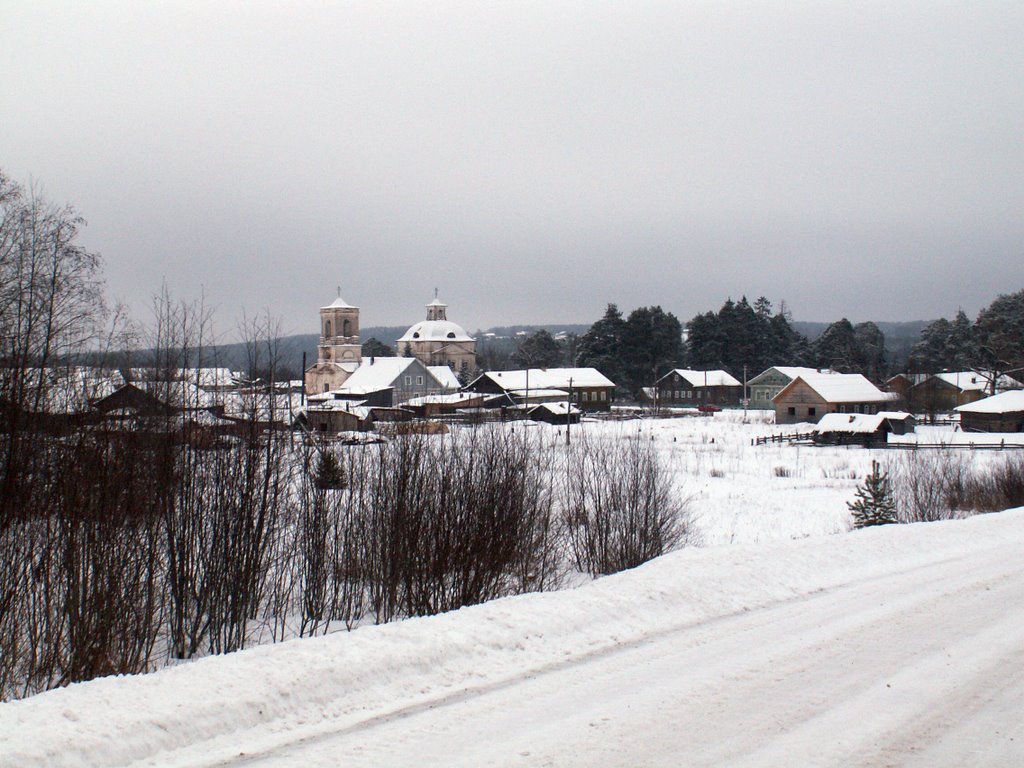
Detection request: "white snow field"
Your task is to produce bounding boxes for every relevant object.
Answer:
[3,507,1024,767]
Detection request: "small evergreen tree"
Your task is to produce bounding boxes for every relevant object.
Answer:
[848,460,897,528]
[314,449,346,490]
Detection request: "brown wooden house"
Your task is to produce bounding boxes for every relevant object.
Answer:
[773,372,898,425]
[656,369,742,407]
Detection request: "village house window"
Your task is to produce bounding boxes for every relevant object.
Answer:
[839,405,846,413]
[788,406,796,416]
[808,407,816,416]
[600,391,606,400]
[416,376,424,385]
[404,376,412,385]
[687,390,692,398]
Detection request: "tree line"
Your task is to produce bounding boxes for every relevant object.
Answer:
[502,290,1024,396]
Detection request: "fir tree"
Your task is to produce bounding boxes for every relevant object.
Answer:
[848,460,898,528]
[314,450,346,490]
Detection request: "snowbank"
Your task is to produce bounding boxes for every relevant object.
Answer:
[3,508,1023,767]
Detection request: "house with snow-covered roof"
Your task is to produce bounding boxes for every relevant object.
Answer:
[748,367,836,409]
[910,371,1022,414]
[656,369,742,407]
[464,368,615,411]
[955,390,1024,433]
[329,356,453,407]
[773,372,898,425]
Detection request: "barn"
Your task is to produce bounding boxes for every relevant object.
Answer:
[955,391,1024,433]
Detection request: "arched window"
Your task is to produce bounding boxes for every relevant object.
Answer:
[343,319,351,336]
[324,320,332,338]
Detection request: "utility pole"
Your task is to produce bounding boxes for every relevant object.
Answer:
[566,376,573,446]
[524,367,529,421]
[743,364,748,421]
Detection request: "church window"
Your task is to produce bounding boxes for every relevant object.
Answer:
[343,319,351,336]
[325,320,332,337]
[413,332,420,339]
[447,332,456,339]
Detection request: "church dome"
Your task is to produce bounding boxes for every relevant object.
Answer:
[398,320,474,343]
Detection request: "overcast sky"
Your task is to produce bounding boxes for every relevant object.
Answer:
[2,1,1022,337]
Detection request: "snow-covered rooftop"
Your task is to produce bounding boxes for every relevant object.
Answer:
[752,366,834,383]
[664,369,741,388]
[475,368,615,390]
[785,372,897,404]
[528,402,581,416]
[335,358,419,393]
[955,390,1024,414]
[427,365,461,391]
[815,411,913,434]
[932,371,1020,392]
[403,392,484,407]
[321,295,357,310]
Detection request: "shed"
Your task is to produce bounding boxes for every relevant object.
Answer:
[955,391,1024,433]
[527,401,582,424]
[814,411,916,445]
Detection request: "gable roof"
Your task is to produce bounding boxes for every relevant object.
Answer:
[748,366,833,386]
[427,365,461,391]
[930,371,1020,393]
[335,358,421,394]
[955,390,1024,414]
[777,372,897,404]
[659,369,741,388]
[468,368,615,391]
[815,411,913,434]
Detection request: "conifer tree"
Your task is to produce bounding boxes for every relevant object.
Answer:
[848,460,898,528]
[314,449,346,490]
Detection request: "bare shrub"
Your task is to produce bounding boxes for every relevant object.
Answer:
[562,432,691,577]
[773,466,792,478]
[887,450,968,523]
[953,453,1024,514]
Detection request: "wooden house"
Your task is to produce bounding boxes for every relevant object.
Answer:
[911,372,1019,414]
[773,372,898,425]
[955,391,1024,433]
[656,369,741,407]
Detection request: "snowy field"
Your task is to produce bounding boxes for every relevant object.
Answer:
[3,409,1023,766]
[524,408,994,546]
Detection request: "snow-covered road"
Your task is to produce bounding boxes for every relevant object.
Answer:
[223,540,1024,767]
[4,510,1024,767]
